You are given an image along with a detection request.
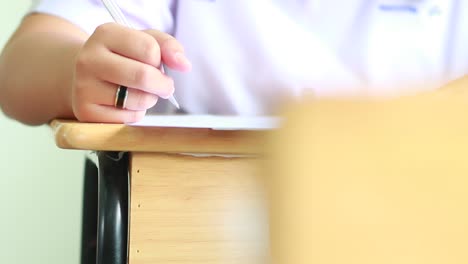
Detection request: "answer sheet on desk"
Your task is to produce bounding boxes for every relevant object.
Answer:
[129,115,280,130]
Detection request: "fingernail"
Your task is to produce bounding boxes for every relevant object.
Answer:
[174,52,192,67]
[161,79,175,99]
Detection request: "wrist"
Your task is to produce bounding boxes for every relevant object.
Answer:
[57,42,84,120]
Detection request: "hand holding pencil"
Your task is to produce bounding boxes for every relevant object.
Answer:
[101,0,182,109]
[69,0,191,123]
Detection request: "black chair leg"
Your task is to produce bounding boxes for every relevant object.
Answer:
[81,158,98,264]
[96,151,129,264]
[80,152,129,264]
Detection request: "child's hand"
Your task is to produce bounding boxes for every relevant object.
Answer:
[72,23,191,123]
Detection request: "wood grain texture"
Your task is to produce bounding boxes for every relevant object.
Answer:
[129,152,269,264]
[50,119,267,154]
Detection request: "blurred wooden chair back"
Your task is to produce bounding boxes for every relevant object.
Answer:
[267,93,468,264]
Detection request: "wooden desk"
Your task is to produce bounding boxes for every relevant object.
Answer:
[52,87,468,264]
[51,120,270,264]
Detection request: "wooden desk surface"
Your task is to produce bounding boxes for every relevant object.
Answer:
[51,119,271,264]
[51,119,268,154]
[52,85,468,264]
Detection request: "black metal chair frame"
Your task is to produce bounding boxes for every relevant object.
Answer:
[81,152,129,264]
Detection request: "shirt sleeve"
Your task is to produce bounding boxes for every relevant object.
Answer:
[31,0,176,34]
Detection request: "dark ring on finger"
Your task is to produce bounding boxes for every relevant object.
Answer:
[114,85,128,109]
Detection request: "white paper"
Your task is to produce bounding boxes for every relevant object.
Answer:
[128,115,280,130]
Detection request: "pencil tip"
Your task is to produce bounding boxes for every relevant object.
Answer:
[168,96,180,109]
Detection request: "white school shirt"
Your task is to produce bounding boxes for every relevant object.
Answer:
[33,0,468,115]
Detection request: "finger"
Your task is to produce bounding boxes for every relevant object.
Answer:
[93,23,161,67]
[98,84,159,111]
[144,29,192,72]
[76,103,147,123]
[84,49,174,97]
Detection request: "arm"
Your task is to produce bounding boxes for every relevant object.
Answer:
[0,13,191,126]
[0,14,85,125]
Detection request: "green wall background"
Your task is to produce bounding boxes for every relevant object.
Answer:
[0,1,84,263]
